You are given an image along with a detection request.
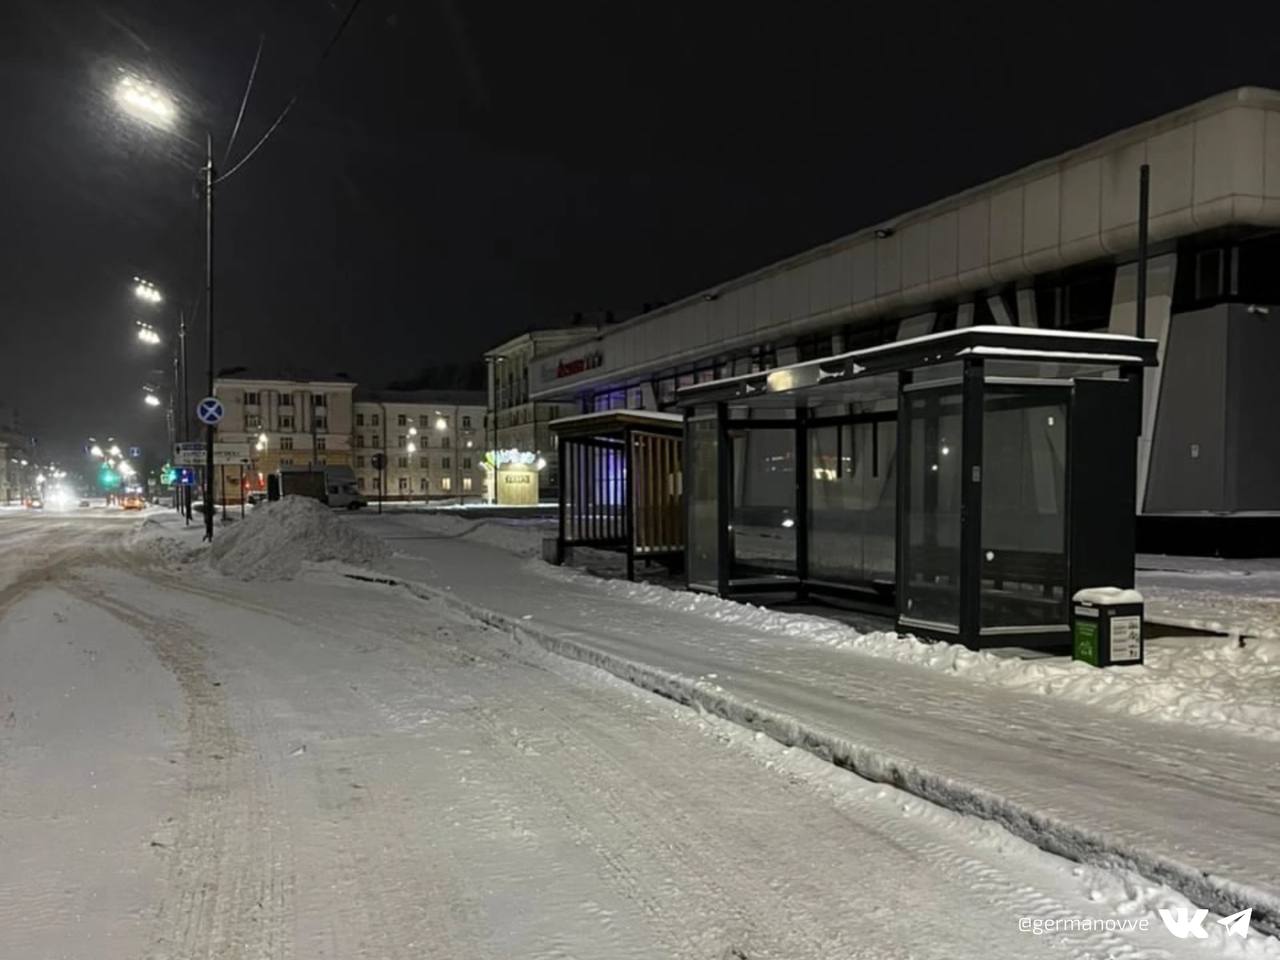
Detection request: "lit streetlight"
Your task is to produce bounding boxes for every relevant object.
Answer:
[144,393,162,407]
[90,444,104,459]
[136,320,162,345]
[133,276,163,304]
[114,75,176,131]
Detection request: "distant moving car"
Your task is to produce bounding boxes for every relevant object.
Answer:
[78,498,91,508]
[25,496,43,509]
[121,495,145,510]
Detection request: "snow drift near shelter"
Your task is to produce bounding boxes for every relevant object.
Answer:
[208,496,388,580]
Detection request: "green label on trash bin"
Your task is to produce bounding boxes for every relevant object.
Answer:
[1073,618,1099,666]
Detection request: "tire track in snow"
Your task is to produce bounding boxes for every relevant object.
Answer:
[62,577,296,960]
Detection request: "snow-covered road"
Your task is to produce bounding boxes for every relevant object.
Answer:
[341,513,1280,933]
[3,512,1267,958]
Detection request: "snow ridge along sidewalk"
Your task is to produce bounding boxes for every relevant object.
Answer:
[382,511,1280,743]
[368,565,1279,939]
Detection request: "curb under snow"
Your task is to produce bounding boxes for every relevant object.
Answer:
[356,571,1280,938]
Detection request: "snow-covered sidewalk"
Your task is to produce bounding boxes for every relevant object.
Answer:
[346,512,1280,936]
[1138,554,1280,640]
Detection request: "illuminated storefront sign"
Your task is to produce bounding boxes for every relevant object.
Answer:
[553,349,604,380]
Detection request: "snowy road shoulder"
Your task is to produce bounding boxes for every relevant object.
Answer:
[377,563,1280,940]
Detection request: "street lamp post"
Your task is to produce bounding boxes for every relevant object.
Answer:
[112,74,216,540]
[484,355,506,504]
[407,426,418,504]
[202,135,215,540]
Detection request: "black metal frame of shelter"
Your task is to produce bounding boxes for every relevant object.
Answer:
[676,326,1158,650]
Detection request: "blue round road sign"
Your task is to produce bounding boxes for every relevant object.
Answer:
[196,396,224,426]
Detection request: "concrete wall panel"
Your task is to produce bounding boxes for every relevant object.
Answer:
[900,221,931,295]
[851,242,877,304]
[988,186,1025,282]
[928,211,959,296]
[827,245,854,311]
[956,199,992,287]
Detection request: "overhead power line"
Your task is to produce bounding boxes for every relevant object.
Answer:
[223,34,265,165]
[216,0,365,184]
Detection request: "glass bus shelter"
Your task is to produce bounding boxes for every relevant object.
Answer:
[677,326,1158,650]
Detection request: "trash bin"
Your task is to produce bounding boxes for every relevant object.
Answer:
[1072,587,1144,666]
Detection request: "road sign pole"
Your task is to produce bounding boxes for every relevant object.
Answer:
[203,134,215,542]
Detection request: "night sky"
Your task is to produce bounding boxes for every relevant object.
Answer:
[5,1,1280,467]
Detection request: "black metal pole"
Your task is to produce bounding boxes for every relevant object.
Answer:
[179,310,189,441]
[1136,163,1150,340]
[202,134,216,540]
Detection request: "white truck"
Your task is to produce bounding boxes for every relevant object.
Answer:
[277,465,367,510]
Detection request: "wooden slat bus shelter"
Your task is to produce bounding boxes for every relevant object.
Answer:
[550,410,685,580]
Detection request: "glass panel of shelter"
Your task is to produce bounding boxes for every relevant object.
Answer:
[686,413,720,589]
[807,414,896,594]
[900,383,965,631]
[979,385,1069,634]
[728,426,797,580]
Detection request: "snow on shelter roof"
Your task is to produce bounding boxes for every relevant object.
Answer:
[549,409,685,437]
[675,326,1157,406]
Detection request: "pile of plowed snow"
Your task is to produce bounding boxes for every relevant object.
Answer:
[208,496,388,580]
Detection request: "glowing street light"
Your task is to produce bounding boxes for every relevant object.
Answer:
[118,461,137,479]
[144,393,162,407]
[109,445,122,458]
[114,75,176,130]
[255,432,268,452]
[90,444,104,458]
[133,277,163,304]
[136,320,162,344]
[435,416,448,432]
[406,442,417,454]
